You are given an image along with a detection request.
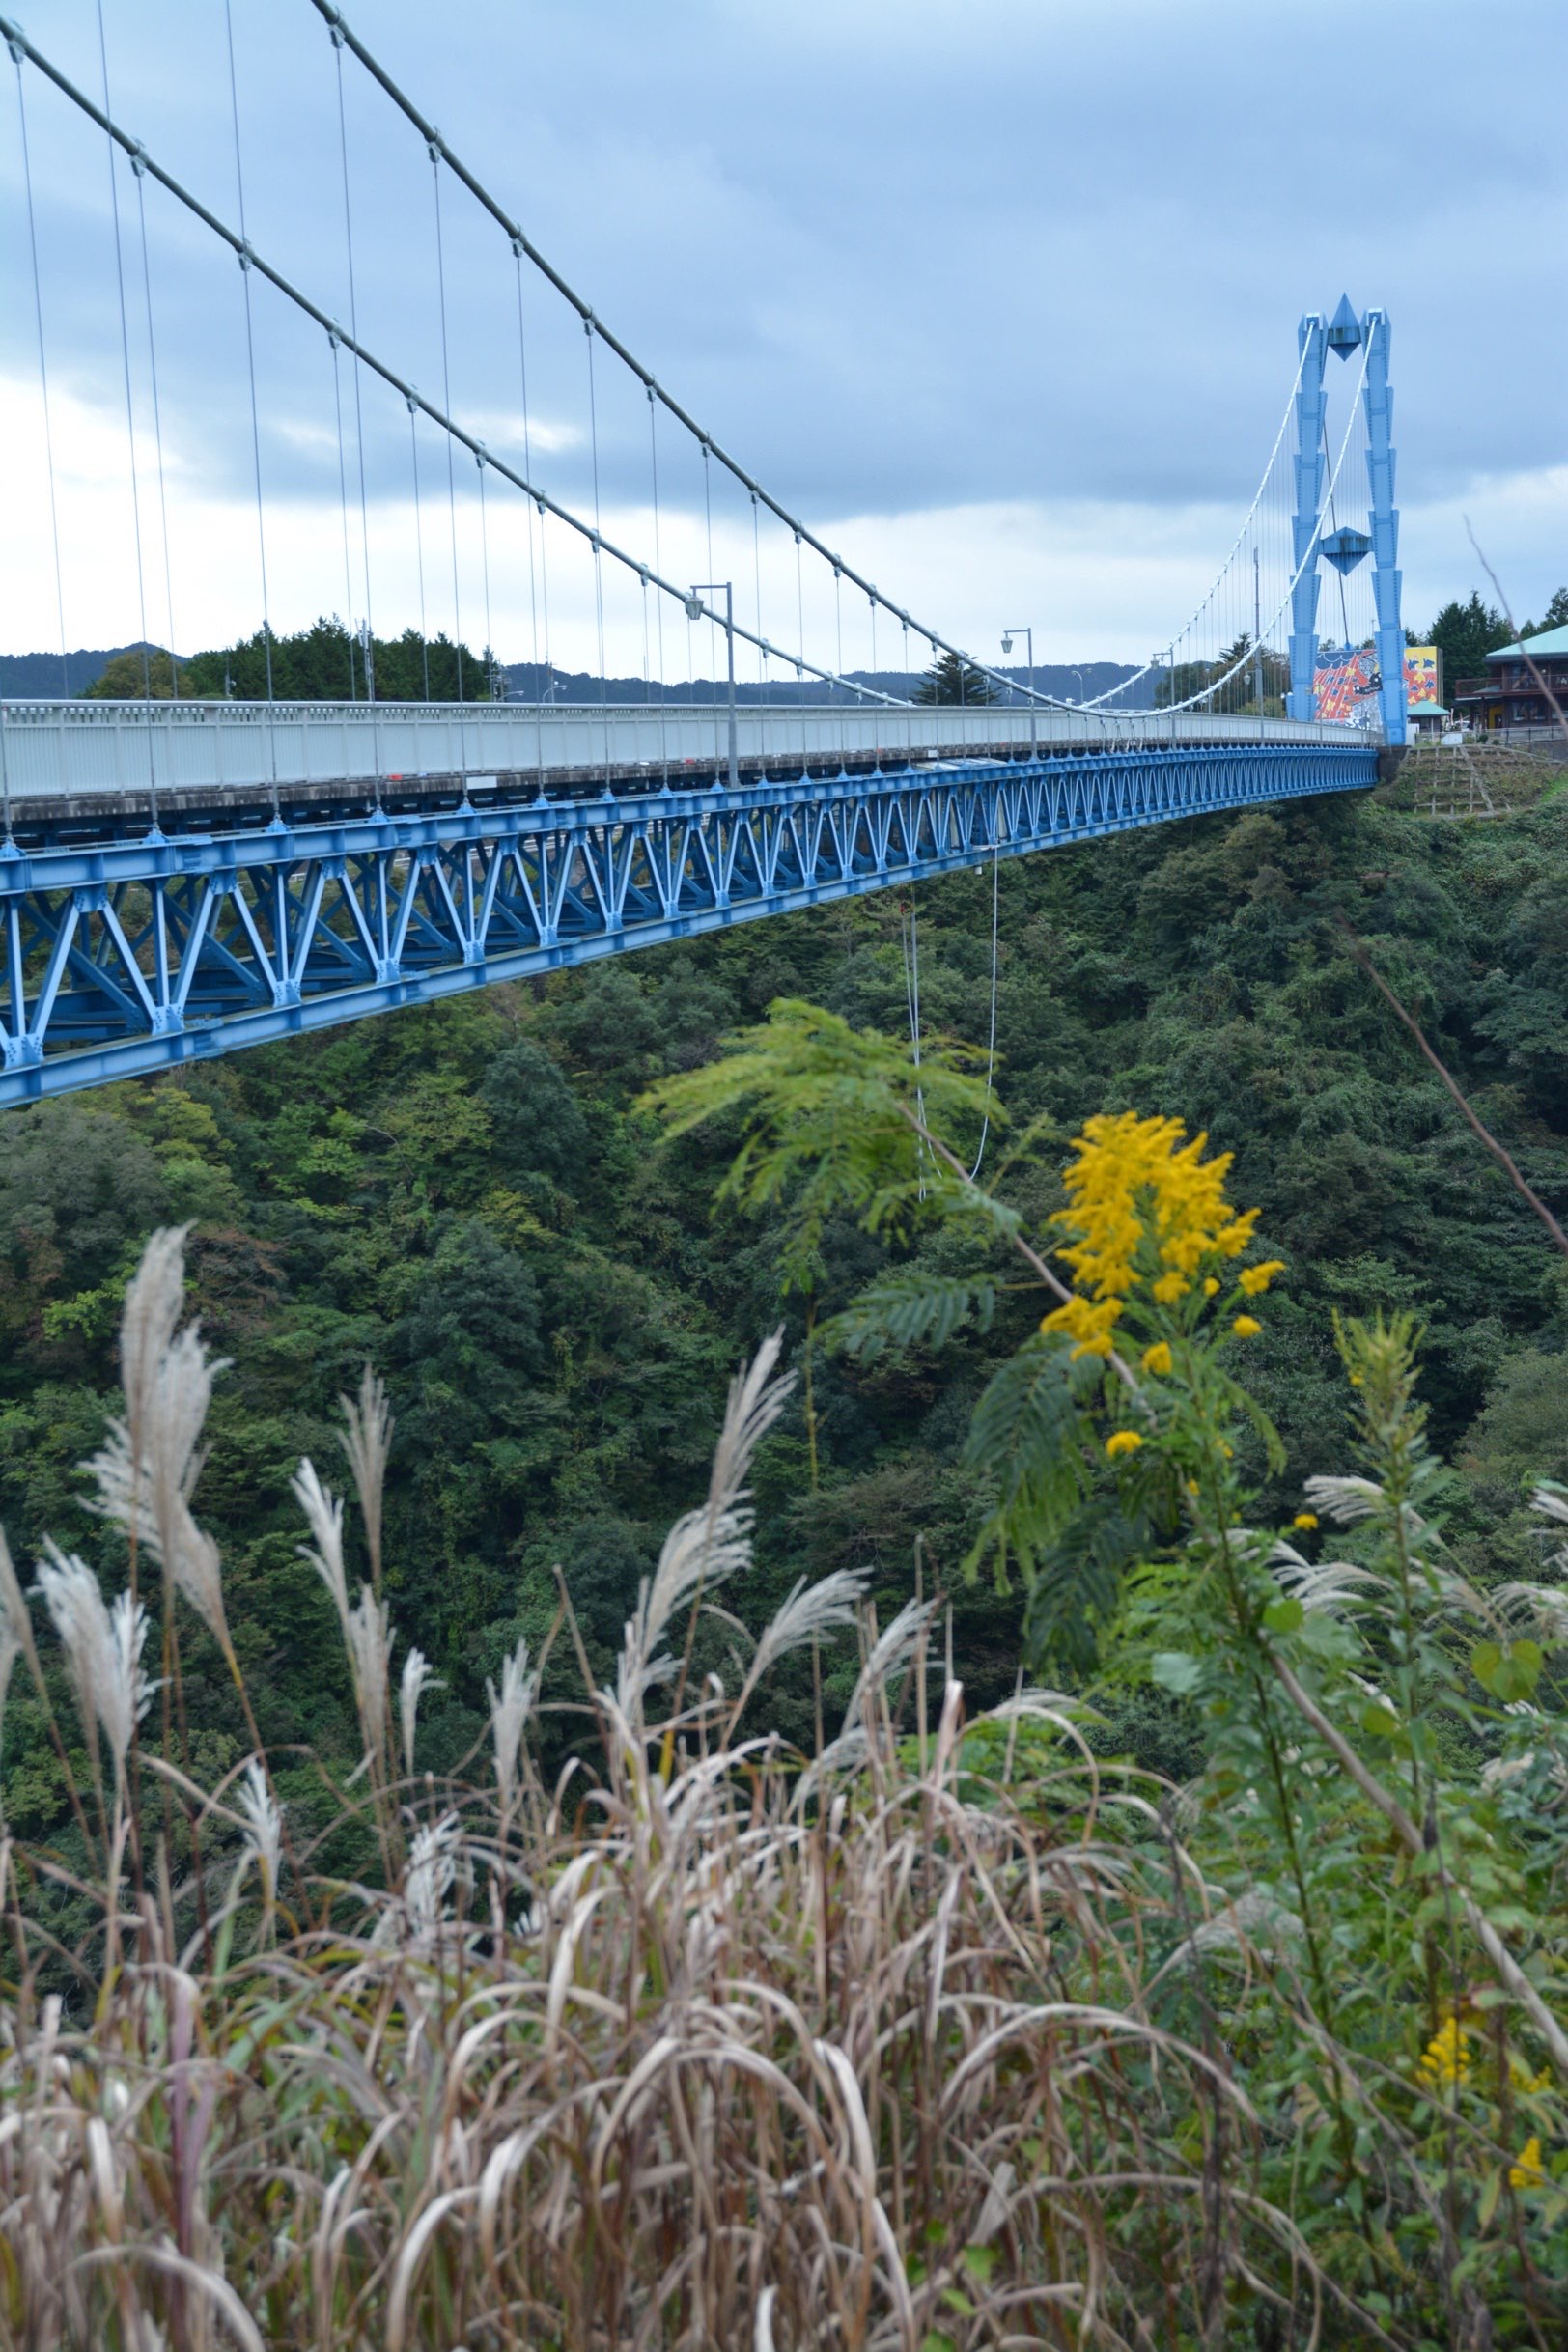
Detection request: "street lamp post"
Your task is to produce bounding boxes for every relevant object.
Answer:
[1001,625,1038,753]
[686,582,739,789]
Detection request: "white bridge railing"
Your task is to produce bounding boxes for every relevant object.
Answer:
[0,698,1373,805]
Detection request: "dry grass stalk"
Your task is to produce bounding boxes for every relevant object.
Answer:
[0,1231,1515,2351]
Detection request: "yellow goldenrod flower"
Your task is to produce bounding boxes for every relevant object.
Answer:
[1233,1315,1263,1338]
[1141,1341,1173,1376]
[1416,2018,1470,2091]
[1041,1112,1272,1360]
[1240,1259,1285,1297]
[1292,1512,1319,1531]
[1509,2137,1546,2190]
[1105,1430,1144,1460]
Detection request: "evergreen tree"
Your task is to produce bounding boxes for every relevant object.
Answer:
[913,650,997,705]
[1425,591,1511,693]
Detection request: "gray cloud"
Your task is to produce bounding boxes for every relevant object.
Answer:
[2,0,1562,662]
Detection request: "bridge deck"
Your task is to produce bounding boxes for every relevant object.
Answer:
[0,696,1369,819]
[0,734,1377,1106]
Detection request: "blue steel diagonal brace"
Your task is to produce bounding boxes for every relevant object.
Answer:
[0,746,1376,1104]
[1287,315,1329,719]
[1361,311,1406,746]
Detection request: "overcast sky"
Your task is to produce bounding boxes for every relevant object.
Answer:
[2,0,1563,679]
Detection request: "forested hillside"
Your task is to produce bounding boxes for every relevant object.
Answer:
[2,783,1565,1816]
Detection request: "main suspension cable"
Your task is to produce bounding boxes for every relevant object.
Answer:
[96,0,157,809]
[222,0,277,809]
[8,33,69,711]
[0,16,917,713]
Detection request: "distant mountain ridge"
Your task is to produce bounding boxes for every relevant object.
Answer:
[0,644,164,698]
[496,660,1147,709]
[1,644,1146,710]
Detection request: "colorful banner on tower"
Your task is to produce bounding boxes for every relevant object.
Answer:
[1314,643,1443,721]
[1403,645,1442,706]
[1313,646,1379,723]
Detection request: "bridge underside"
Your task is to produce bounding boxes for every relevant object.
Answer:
[0,740,1376,1105]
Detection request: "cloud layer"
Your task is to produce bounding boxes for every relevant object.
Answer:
[2,0,1562,673]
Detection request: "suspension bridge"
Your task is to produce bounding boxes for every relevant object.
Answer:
[0,7,1403,1106]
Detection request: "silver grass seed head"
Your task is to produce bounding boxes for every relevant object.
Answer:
[0,1526,38,1670]
[344,1585,392,1769]
[118,1224,190,1444]
[292,1459,350,1629]
[339,1365,393,1566]
[32,1544,154,1775]
[237,1757,282,1889]
[486,1637,536,1812]
[399,1646,443,1779]
[0,1627,20,1776]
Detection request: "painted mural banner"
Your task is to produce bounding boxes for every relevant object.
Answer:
[1314,644,1441,722]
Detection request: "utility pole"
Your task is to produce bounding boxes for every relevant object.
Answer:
[1001,626,1037,755]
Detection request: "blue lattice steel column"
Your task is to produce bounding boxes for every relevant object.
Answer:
[1362,309,1406,746]
[1287,313,1329,719]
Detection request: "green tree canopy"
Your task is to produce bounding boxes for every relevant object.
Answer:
[81,647,192,699]
[166,616,497,704]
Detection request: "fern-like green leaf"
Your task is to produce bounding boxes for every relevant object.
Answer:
[823,1272,997,1363]
[1022,1498,1155,1676]
[962,1332,1102,1591]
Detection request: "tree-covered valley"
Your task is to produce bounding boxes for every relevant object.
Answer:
[3,779,1565,1818]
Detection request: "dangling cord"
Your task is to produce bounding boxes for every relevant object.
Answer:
[585,321,607,784]
[477,446,496,717]
[902,886,928,1199]
[834,566,846,772]
[330,332,358,697]
[407,395,431,699]
[513,243,543,761]
[966,832,1001,1183]
[431,140,465,769]
[536,497,553,793]
[795,530,807,779]
[331,21,379,800]
[132,143,182,803]
[647,387,668,788]
[869,595,880,773]
[11,39,69,725]
[751,491,764,691]
[223,0,277,819]
[97,0,157,825]
[702,441,718,772]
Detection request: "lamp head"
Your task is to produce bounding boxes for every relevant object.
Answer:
[684,595,705,623]
[1001,634,1013,657]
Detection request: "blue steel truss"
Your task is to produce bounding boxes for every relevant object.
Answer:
[0,742,1375,1105]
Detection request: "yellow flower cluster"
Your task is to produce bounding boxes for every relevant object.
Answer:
[1416,2017,1471,2091]
[1105,1430,1144,1460]
[1041,1112,1262,1358]
[1510,2136,1547,2190]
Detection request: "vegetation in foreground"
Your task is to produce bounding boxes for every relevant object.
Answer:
[0,1007,1565,2343]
